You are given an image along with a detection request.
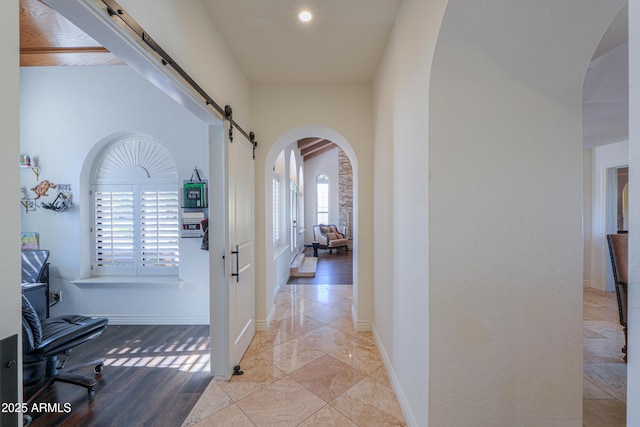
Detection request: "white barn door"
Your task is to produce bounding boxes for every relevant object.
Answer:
[227,135,255,371]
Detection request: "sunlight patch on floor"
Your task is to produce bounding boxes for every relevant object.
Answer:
[103,334,211,372]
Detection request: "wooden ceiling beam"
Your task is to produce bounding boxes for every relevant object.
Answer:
[303,144,338,161]
[297,138,325,150]
[301,140,335,157]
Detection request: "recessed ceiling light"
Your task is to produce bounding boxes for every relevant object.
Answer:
[298,10,312,23]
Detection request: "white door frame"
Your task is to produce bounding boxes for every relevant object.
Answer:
[590,141,629,292]
[44,0,232,377]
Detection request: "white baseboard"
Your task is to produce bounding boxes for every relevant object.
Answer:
[583,280,597,288]
[372,324,418,427]
[356,320,372,332]
[351,305,372,332]
[584,280,605,291]
[256,319,269,332]
[104,314,209,325]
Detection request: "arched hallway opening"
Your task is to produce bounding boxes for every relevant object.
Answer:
[263,126,360,328]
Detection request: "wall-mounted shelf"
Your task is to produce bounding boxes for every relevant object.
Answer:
[20,163,40,214]
[20,200,36,214]
[180,168,208,238]
[181,179,208,238]
[20,165,40,181]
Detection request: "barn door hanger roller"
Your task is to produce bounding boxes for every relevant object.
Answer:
[224,105,258,159]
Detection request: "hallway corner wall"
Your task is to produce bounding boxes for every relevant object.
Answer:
[372,0,448,424]
[429,0,625,425]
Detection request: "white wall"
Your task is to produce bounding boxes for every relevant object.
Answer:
[117,0,251,123]
[0,0,22,410]
[429,1,624,425]
[303,148,339,243]
[20,66,210,324]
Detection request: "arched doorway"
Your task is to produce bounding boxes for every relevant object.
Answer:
[264,126,359,327]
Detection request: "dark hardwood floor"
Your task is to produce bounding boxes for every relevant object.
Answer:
[25,251,352,425]
[287,249,353,285]
[26,324,211,427]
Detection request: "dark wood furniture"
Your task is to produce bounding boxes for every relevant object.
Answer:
[304,242,320,257]
[606,233,628,362]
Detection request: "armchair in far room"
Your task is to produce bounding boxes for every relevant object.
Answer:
[313,224,348,254]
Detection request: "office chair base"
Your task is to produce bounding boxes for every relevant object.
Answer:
[24,358,105,406]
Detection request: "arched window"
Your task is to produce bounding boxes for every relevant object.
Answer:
[316,174,329,224]
[273,152,286,245]
[92,136,179,276]
[272,172,280,243]
[298,165,304,230]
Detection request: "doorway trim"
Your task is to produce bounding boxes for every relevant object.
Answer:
[590,141,629,292]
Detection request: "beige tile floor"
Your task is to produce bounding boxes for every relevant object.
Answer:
[183,284,406,427]
[583,288,626,427]
[183,286,622,426]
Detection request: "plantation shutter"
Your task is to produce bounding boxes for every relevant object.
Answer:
[94,186,135,274]
[92,136,180,277]
[140,189,180,271]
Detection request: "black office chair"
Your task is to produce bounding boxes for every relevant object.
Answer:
[22,294,108,419]
[21,249,51,321]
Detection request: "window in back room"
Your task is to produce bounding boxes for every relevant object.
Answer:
[91,135,179,277]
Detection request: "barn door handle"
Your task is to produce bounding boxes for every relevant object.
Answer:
[231,245,239,283]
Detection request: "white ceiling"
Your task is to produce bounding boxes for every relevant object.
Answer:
[583,41,628,148]
[201,0,401,84]
[591,4,628,61]
[201,0,626,148]
[583,3,628,148]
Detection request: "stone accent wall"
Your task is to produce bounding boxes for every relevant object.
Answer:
[338,148,353,238]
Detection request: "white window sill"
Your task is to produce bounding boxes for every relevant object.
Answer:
[71,276,185,288]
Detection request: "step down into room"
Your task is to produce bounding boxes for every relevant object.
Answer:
[290,253,317,277]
